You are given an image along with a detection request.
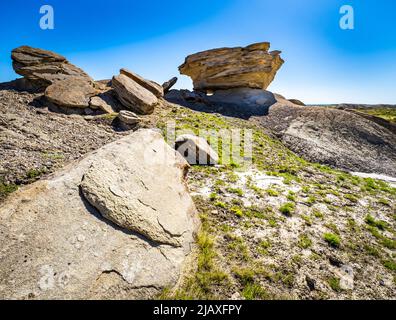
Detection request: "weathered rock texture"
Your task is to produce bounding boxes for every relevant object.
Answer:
[117,110,141,130]
[179,42,284,91]
[45,78,98,109]
[165,88,276,117]
[120,69,163,98]
[162,77,178,94]
[11,46,92,89]
[112,74,159,114]
[80,131,196,247]
[257,97,396,176]
[176,134,219,165]
[0,129,199,299]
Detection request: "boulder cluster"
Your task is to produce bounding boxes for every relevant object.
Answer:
[10,46,179,123]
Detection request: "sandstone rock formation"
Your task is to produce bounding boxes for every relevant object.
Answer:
[288,99,306,106]
[117,110,141,130]
[120,68,164,98]
[175,134,219,165]
[45,78,98,109]
[0,129,199,299]
[162,77,178,94]
[112,74,159,114]
[179,42,284,92]
[11,46,92,90]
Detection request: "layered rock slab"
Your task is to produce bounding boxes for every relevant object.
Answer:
[0,129,199,299]
[179,42,284,91]
[120,68,164,98]
[11,46,92,89]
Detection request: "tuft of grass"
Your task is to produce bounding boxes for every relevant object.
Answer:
[382,260,396,271]
[313,209,324,219]
[233,268,255,285]
[266,189,279,197]
[378,198,390,206]
[328,277,342,292]
[365,214,388,230]
[227,187,244,197]
[381,238,396,250]
[241,283,268,300]
[324,233,341,248]
[279,202,296,216]
[26,168,47,181]
[209,192,218,201]
[301,214,313,226]
[0,180,18,199]
[287,191,296,202]
[231,207,243,218]
[306,196,317,206]
[214,201,227,209]
[344,194,359,203]
[298,234,312,249]
[364,245,381,258]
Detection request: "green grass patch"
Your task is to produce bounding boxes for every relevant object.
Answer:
[279,202,296,216]
[324,233,341,248]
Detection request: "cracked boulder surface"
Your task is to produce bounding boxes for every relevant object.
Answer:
[0,129,199,299]
[80,129,197,247]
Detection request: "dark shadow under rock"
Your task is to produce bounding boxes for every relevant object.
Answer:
[165,88,275,119]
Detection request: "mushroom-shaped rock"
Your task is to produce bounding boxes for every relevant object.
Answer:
[179,42,284,92]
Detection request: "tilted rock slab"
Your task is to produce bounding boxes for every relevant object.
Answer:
[179,42,284,91]
[0,129,199,299]
[11,46,92,89]
[112,74,159,114]
[120,68,164,98]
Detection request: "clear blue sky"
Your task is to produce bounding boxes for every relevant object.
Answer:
[1,0,395,104]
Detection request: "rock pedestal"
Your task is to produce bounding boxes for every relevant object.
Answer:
[179,42,284,92]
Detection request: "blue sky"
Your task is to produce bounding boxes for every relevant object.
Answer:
[1,0,395,104]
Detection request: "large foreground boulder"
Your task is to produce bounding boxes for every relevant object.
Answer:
[11,46,92,89]
[257,100,396,176]
[0,129,199,299]
[179,42,284,92]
